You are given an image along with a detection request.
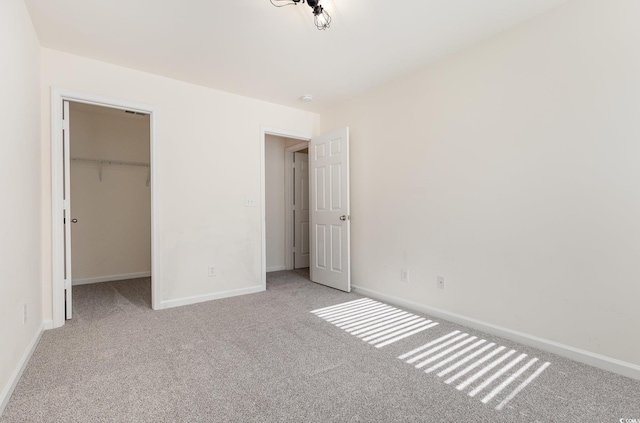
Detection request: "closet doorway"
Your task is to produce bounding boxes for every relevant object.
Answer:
[68,102,152,314]
[51,89,159,327]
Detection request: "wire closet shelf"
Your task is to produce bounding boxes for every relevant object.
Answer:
[71,157,150,186]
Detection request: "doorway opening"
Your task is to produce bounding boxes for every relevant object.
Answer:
[260,126,352,293]
[51,89,160,328]
[265,134,311,286]
[68,102,152,317]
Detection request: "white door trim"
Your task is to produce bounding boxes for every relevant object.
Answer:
[284,142,311,271]
[51,88,161,328]
[260,127,311,290]
[62,100,72,319]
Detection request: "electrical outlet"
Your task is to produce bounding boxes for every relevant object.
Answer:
[244,196,256,207]
[401,269,409,283]
[22,304,27,324]
[208,265,217,277]
[437,276,445,290]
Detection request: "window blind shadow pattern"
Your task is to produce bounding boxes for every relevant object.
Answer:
[311,298,550,412]
[311,298,439,348]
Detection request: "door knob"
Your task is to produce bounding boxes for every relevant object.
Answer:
[71,218,78,223]
[339,215,347,221]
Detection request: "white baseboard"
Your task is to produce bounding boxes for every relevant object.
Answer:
[266,265,287,273]
[352,285,640,381]
[72,271,151,286]
[0,322,45,416]
[161,285,265,309]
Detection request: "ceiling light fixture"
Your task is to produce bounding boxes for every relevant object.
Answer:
[270,0,332,30]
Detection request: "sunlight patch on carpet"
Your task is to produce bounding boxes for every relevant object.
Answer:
[311,298,439,348]
[311,298,550,412]
[400,330,550,411]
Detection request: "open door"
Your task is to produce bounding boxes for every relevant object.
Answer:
[294,151,310,269]
[62,100,73,319]
[309,127,350,292]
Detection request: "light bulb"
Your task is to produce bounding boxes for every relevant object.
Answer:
[314,8,331,30]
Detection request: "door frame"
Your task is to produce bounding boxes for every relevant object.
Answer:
[284,143,311,271]
[51,88,161,328]
[260,127,312,289]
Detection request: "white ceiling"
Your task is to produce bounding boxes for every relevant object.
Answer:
[25,0,568,112]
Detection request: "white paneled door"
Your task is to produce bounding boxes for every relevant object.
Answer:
[62,100,73,319]
[309,128,350,292]
[294,152,310,269]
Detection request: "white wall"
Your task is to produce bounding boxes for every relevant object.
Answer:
[0,0,42,412]
[70,105,151,282]
[321,0,640,368]
[40,48,320,315]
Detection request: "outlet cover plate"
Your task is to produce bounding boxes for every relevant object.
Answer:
[401,269,409,283]
[208,266,217,277]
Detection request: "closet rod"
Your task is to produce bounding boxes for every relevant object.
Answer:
[71,157,150,167]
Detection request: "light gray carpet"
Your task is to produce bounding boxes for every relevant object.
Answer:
[2,271,639,422]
